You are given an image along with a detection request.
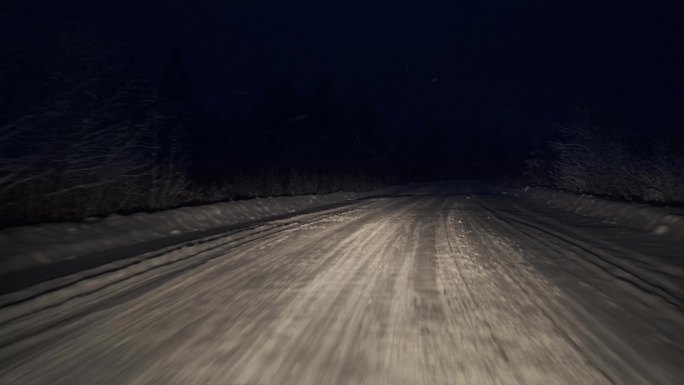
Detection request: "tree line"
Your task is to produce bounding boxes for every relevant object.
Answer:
[524,111,684,203]
[0,30,531,226]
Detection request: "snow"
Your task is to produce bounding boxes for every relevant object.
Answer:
[513,187,684,239]
[0,188,616,384]
[0,182,681,384]
[0,187,408,282]
[2,183,682,384]
[3,183,681,288]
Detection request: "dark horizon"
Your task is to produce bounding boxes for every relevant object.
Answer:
[4,0,683,137]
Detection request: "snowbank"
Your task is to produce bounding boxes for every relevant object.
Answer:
[513,187,684,238]
[0,188,402,284]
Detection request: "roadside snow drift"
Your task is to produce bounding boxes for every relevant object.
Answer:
[513,187,684,238]
[0,189,400,279]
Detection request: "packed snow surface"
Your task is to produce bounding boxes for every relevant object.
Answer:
[0,182,681,385]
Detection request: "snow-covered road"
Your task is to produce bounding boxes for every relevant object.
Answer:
[1,183,682,384]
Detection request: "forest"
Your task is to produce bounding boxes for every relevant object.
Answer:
[1,29,682,227]
[0,30,530,226]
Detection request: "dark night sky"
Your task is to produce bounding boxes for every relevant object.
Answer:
[3,0,684,137]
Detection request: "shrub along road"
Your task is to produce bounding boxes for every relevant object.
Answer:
[0,183,681,384]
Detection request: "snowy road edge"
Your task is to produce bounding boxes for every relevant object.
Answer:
[507,187,684,239]
[0,185,412,292]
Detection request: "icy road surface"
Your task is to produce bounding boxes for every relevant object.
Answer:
[1,184,682,385]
